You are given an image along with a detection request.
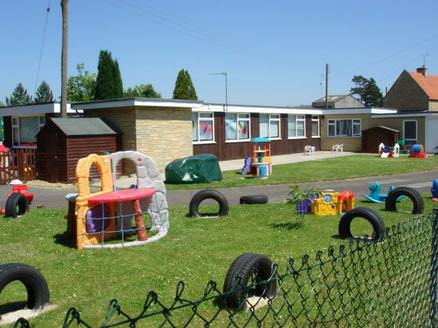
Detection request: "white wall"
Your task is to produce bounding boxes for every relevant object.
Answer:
[425,116,438,153]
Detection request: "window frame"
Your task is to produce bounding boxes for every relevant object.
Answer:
[287,114,306,139]
[403,119,418,142]
[192,112,215,144]
[12,115,47,146]
[225,113,251,143]
[259,113,281,140]
[311,115,320,138]
[327,118,361,138]
[12,117,19,145]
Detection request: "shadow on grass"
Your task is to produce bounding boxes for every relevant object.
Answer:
[269,222,304,230]
[53,232,76,249]
[0,301,27,316]
[331,234,343,240]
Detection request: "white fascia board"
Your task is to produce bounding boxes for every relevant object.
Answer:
[321,107,397,115]
[193,104,321,115]
[53,103,80,114]
[76,99,200,110]
[371,112,432,119]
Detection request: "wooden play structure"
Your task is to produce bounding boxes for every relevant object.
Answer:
[68,151,169,249]
[241,138,272,178]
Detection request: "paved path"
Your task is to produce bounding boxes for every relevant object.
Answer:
[1,170,437,209]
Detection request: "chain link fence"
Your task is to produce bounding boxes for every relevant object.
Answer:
[13,210,438,327]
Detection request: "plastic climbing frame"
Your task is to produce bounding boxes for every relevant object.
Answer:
[71,151,169,249]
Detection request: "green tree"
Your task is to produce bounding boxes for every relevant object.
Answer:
[0,101,5,107]
[67,63,96,102]
[5,83,32,106]
[113,59,123,98]
[94,50,123,100]
[34,81,54,103]
[350,75,383,107]
[172,69,197,100]
[124,84,161,98]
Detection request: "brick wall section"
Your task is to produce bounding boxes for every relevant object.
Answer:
[320,114,373,152]
[373,117,425,146]
[135,107,193,170]
[383,71,429,111]
[85,107,136,150]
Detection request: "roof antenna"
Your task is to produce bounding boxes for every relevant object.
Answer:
[422,53,429,67]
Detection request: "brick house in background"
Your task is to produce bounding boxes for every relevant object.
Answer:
[384,66,438,111]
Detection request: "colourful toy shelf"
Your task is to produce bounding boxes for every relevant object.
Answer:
[88,188,155,206]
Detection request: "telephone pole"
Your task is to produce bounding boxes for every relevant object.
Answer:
[325,63,329,109]
[60,0,68,117]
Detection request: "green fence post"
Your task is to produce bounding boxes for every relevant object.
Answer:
[431,208,438,327]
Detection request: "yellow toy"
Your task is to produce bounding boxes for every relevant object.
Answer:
[311,191,355,216]
[75,154,114,249]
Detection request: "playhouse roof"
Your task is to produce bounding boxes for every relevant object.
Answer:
[50,117,117,136]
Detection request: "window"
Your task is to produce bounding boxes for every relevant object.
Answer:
[311,115,320,137]
[192,112,214,143]
[259,114,281,139]
[327,119,361,137]
[403,120,417,143]
[225,113,250,141]
[12,116,46,145]
[288,115,306,138]
[12,118,19,145]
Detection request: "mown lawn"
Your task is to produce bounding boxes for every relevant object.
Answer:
[0,197,435,327]
[166,155,438,190]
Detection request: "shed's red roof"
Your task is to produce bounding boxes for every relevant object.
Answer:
[409,71,438,100]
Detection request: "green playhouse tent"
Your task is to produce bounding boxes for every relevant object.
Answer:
[165,153,223,184]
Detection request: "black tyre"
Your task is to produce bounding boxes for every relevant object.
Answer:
[239,195,269,205]
[189,189,229,218]
[5,193,29,218]
[385,186,424,214]
[0,263,50,310]
[222,253,277,311]
[338,207,386,242]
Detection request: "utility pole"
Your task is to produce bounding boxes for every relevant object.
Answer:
[60,0,68,117]
[325,63,329,109]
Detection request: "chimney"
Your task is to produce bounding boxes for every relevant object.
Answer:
[416,65,427,76]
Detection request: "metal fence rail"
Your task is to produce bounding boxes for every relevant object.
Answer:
[14,211,438,327]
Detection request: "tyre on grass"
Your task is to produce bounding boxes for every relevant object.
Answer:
[385,186,424,214]
[239,195,268,205]
[188,189,229,218]
[221,253,277,311]
[5,193,29,218]
[338,207,386,242]
[0,263,50,310]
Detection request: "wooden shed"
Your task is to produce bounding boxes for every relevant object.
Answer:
[36,117,119,183]
[361,125,400,153]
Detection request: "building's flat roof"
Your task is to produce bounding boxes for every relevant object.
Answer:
[0,98,402,117]
[0,102,79,117]
[73,97,201,110]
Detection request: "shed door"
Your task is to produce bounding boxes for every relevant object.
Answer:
[46,132,58,182]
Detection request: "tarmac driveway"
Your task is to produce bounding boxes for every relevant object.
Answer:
[0,170,437,209]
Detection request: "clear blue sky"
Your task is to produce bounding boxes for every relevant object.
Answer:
[1,0,438,106]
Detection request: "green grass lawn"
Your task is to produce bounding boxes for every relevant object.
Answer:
[166,155,438,190]
[0,195,435,327]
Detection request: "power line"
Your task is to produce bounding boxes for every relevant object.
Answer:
[34,0,52,93]
[333,32,438,79]
[103,0,266,59]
